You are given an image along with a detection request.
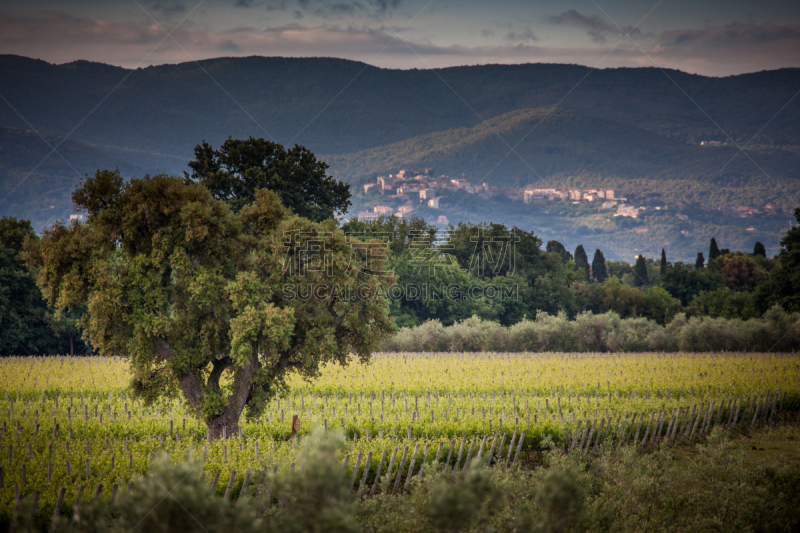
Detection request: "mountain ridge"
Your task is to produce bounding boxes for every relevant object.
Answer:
[1,54,798,174]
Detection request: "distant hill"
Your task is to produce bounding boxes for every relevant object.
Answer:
[1,55,798,174]
[326,106,796,183]
[0,126,145,230]
[326,106,800,210]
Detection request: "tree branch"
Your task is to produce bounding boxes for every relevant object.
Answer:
[151,337,174,360]
[227,341,259,413]
[207,356,232,390]
[150,337,205,418]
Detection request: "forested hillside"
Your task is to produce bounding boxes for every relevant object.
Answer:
[1,55,798,171]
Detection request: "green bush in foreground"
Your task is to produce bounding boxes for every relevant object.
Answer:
[11,427,800,532]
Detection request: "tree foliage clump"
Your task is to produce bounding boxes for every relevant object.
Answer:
[573,245,590,282]
[633,255,649,287]
[591,249,607,283]
[26,170,394,437]
[756,207,800,313]
[0,217,86,355]
[188,137,351,221]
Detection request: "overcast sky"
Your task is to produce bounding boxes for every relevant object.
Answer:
[1,0,799,76]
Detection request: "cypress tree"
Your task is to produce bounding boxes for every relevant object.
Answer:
[709,238,720,261]
[592,249,608,282]
[574,245,591,282]
[660,248,667,276]
[753,241,766,257]
[695,252,705,269]
[633,255,649,287]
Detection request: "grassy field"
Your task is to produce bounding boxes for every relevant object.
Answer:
[0,352,798,522]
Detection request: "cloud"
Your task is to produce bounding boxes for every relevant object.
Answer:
[660,23,800,48]
[149,2,187,17]
[546,9,644,43]
[503,27,539,43]
[295,0,406,20]
[217,39,241,51]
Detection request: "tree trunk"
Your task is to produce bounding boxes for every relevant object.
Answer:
[205,405,245,440]
[69,335,74,357]
[150,337,260,441]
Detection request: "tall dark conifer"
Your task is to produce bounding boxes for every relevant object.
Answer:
[695,252,705,269]
[592,249,608,282]
[633,255,649,287]
[660,248,667,276]
[709,238,720,262]
[574,245,591,282]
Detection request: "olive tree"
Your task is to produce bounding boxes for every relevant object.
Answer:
[26,170,395,438]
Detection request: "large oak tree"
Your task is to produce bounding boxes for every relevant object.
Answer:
[26,170,394,438]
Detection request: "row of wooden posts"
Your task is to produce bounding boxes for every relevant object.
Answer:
[569,390,789,453]
[1,391,791,492]
[9,427,528,532]
[5,392,795,531]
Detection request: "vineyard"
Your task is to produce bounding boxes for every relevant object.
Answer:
[1,352,799,525]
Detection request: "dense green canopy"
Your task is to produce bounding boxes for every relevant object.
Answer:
[27,170,393,437]
[187,137,351,222]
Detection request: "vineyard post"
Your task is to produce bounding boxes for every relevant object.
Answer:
[72,485,84,515]
[591,418,604,450]
[768,392,778,424]
[632,415,644,446]
[569,421,583,453]
[652,411,665,446]
[505,432,517,466]
[664,409,676,444]
[443,440,455,472]
[463,437,477,470]
[51,487,65,530]
[402,445,419,493]
[349,453,363,490]
[599,417,611,447]
[236,471,251,506]
[369,449,387,497]
[669,408,682,443]
[434,442,444,464]
[689,406,703,441]
[417,444,431,477]
[744,397,755,427]
[382,448,397,494]
[390,446,408,494]
[476,435,487,461]
[223,471,236,500]
[358,452,372,495]
[453,437,466,473]
[683,404,697,439]
[512,431,526,467]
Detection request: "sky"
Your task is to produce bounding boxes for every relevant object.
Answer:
[0,0,799,76]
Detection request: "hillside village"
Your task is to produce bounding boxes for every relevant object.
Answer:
[358,169,634,221]
[356,170,770,224]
